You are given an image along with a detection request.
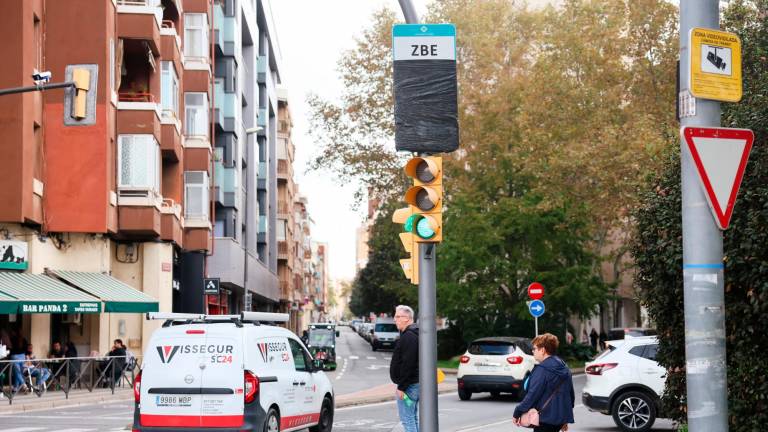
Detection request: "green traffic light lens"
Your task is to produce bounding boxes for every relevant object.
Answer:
[415,216,436,239]
[404,214,418,233]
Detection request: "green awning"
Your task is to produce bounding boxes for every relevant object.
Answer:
[0,272,102,314]
[52,270,159,313]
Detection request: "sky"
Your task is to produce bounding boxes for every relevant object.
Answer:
[270,1,431,282]
[269,0,560,282]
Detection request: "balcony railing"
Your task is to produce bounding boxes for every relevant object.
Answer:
[119,92,155,103]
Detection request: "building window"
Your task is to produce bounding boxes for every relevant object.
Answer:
[277,138,288,159]
[118,135,161,193]
[184,13,209,60]
[185,171,210,221]
[277,219,287,241]
[161,62,179,119]
[34,15,42,71]
[185,92,209,137]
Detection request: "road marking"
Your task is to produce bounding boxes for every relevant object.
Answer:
[367,356,377,360]
[349,356,359,360]
[455,418,514,431]
[0,428,45,432]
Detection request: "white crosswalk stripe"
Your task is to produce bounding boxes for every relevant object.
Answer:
[348,355,359,360]
[1,428,45,432]
[366,356,377,360]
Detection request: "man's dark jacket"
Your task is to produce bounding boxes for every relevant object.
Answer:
[513,355,575,426]
[389,323,419,391]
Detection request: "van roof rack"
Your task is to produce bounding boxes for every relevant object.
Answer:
[241,312,289,325]
[147,312,288,328]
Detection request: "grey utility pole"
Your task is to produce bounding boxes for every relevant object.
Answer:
[397,3,440,432]
[679,1,729,431]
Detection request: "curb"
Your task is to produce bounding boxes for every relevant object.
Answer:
[0,390,133,415]
[336,385,458,409]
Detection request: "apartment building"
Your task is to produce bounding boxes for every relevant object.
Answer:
[205,0,281,314]
[0,0,223,357]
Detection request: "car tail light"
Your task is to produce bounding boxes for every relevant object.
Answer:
[459,355,470,364]
[316,351,327,360]
[244,370,259,404]
[186,329,205,334]
[134,370,142,403]
[506,356,523,365]
[585,363,618,375]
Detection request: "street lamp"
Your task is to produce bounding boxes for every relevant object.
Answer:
[245,126,263,135]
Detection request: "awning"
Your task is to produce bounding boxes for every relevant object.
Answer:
[0,272,102,314]
[51,270,159,313]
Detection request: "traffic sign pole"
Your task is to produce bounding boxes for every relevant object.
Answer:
[396,4,439,432]
[680,2,729,430]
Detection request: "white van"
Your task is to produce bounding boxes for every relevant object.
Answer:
[132,312,334,432]
[370,317,399,351]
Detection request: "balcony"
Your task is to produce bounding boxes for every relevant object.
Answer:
[208,237,246,288]
[160,199,183,245]
[279,279,291,300]
[214,160,237,208]
[214,3,236,57]
[161,118,182,161]
[215,80,237,133]
[277,159,291,181]
[277,202,290,217]
[117,97,162,142]
[257,55,267,84]
[278,241,289,260]
[117,0,162,55]
[257,214,267,244]
[257,108,267,129]
[160,21,183,74]
[257,161,267,190]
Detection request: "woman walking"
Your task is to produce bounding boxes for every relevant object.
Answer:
[513,333,575,431]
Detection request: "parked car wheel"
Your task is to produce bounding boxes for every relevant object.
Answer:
[264,406,280,432]
[612,391,656,432]
[458,387,472,401]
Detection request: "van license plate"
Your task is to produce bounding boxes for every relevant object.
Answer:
[156,395,193,407]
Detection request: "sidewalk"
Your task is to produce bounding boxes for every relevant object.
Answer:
[0,387,133,414]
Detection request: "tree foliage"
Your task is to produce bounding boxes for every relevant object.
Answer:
[632,1,768,428]
[313,0,680,349]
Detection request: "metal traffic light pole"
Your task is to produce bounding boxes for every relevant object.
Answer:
[397,2,439,431]
[679,1,729,430]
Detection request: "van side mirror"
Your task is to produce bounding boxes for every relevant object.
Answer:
[336,331,340,337]
[370,329,374,335]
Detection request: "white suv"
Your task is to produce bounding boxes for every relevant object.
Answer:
[132,312,334,432]
[456,337,535,400]
[582,336,665,432]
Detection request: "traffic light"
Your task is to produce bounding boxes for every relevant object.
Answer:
[71,68,90,119]
[64,64,98,126]
[392,208,419,285]
[404,156,443,242]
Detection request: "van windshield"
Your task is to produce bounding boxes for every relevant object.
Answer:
[375,323,398,333]
[308,329,334,347]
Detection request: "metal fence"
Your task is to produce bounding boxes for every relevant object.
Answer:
[0,355,139,405]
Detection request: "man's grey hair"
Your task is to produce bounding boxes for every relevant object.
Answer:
[395,305,414,320]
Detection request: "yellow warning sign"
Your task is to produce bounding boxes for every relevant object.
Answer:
[689,27,742,102]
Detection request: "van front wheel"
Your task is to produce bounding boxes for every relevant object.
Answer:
[309,397,334,432]
[264,407,280,432]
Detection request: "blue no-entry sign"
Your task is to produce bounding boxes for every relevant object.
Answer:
[529,300,545,318]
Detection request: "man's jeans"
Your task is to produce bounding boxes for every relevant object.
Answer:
[396,384,419,432]
[30,367,51,388]
[9,354,25,390]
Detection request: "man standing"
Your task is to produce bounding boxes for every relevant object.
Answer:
[390,305,419,432]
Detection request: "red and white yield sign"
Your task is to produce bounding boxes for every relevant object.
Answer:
[527,282,544,300]
[682,126,754,230]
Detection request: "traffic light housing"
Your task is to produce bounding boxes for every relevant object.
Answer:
[71,68,90,119]
[392,208,419,285]
[64,64,98,126]
[404,156,443,242]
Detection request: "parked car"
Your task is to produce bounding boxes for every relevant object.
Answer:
[370,317,399,351]
[456,337,535,401]
[582,336,665,432]
[360,323,375,342]
[134,312,334,432]
[350,319,362,332]
[607,327,657,341]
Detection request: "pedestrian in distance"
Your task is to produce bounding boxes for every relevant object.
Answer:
[599,329,608,351]
[589,328,598,351]
[513,333,575,432]
[389,305,419,432]
[580,329,588,345]
[565,330,573,345]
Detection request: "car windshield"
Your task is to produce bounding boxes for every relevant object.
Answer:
[308,329,334,346]
[468,342,515,355]
[375,323,397,333]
